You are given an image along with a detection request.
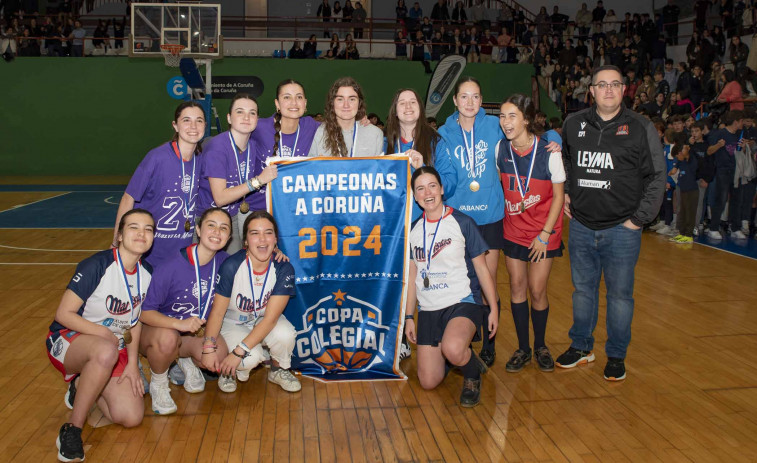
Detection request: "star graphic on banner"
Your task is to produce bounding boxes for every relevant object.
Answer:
[340,274,346,279]
[348,274,353,278]
[320,273,325,278]
[310,276,315,281]
[332,289,347,306]
[394,273,399,278]
[327,273,332,278]
[368,272,373,277]
[381,272,387,277]
[362,273,367,278]
[296,277,301,283]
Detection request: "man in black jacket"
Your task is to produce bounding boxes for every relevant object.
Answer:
[556,65,665,381]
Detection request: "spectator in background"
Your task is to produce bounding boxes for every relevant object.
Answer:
[431,0,450,26]
[421,17,433,40]
[411,29,426,61]
[395,30,408,60]
[664,59,679,91]
[1,21,18,57]
[551,6,569,37]
[711,25,726,56]
[604,10,618,35]
[471,0,489,30]
[317,0,331,38]
[650,34,667,74]
[342,37,359,59]
[18,27,40,56]
[289,40,305,58]
[113,16,126,50]
[396,0,408,23]
[535,7,551,38]
[576,3,592,38]
[522,23,536,48]
[695,0,710,32]
[328,33,340,57]
[479,28,496,63]
[558,39,577,69]
[408,2,423,31]
[332,1,343,23]
[592,0,606,24]
[655,69,671,100]
[92,19,109,52]
[624,68,641,99]
[719,0,735,36]
[465,26,480,63]
[497,27,512,63]
[662,0,680,44]
[451,1,467,27]
[431,30,443,60]
[729,35,749,71]
[343,0,354,22]
[304,34,318,58]
[718,69,745,110]
[70,20,85,57]
[352,2,366,39]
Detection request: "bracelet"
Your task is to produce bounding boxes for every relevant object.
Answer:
[541,229,554,235]
[536,235,549,245]
[204,336,217,343]
[238,342,251,353]
[231,348,246,359]
[203,345,217,350]
[201,351,216,355]
[246,178,254,192]
[405,314,414,320]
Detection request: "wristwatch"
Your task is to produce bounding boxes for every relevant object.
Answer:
[248,176,262,190]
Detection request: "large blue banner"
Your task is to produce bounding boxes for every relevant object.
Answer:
[267,156,411,381]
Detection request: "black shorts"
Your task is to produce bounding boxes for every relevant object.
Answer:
[478,219,506,250]
[502,238,564,262]
[416,302,486,346]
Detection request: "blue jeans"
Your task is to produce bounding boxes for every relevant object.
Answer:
[567,219,642,359]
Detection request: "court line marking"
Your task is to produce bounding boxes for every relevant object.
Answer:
[0,244,101,252]
[0,192,72,215]
[104,196,119,205]
[0,262,78,265]
[693,240,757,261]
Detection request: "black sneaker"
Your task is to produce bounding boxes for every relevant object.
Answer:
[505,349,532,372]
[555,347,595,368]
[56,423,84,462]
[479,349,496,367]
[460,378,481,407]
[603,357,626,381]
[534,346,554,372]
[64,377,77,410]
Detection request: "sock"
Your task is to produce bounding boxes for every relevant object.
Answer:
[459,349,481,380]
[150,369,168,384]
[270,363,281,372]
[511,300,530,351]
[482,299,501,352]
[531,305,549,349]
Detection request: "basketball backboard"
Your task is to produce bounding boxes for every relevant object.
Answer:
[129,2,222,59]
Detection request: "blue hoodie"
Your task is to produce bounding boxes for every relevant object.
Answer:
[434,108,505,225]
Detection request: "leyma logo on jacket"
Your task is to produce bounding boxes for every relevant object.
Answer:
[294,289,390,375]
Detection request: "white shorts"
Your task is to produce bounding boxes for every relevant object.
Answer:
[220,314,296,370]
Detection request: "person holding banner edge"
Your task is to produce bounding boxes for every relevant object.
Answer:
[496,94,565,373]
[309,77,384,157]
[203,211,300,393]
[46,209,154,463]
[404,166,497,407]
[139,208,235,416]
[198,94,278,255]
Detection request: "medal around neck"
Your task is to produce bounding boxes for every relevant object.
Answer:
[240,202,250,214]
[194,326,206,338]
[185,219,191,232]
[123,328,132,344]
[470,180,480,192]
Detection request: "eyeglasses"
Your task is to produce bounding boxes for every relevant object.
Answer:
[592,82,624,91]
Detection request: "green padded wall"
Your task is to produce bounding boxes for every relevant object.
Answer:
[2,58,560,176]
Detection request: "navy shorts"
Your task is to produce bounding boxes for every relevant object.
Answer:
[478,220,506,250]
[416,302,485,346]
[502,238,564,262]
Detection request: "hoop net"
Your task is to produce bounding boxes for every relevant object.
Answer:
[160,44,186,67]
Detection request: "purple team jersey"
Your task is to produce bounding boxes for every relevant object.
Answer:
[141,245,229,321]
[125,142,199,269]
[197,131,257,217]
[252,116,321,159]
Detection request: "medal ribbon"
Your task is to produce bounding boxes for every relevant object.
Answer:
[422,206,445,277]
[173,141,196,225]
[114,248,143,328]
[348,122,359,157]
[228,131,251,185]
[508,135,538,207]
[395,137,415,154]
[278,124,300,157]
[245,256,272,320]
[190,244,217,321]
[459,120,476,179]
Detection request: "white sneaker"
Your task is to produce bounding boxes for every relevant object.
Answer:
[268,369,302,392]
[177,357,205,393]
[399,340,411,361]
[742,220,750,232]
[218,374,237,393]
[149,380,177,415]
[656,225,671,235]
[665,228,679,236]
[650,221,666,231]
[732,230,747,239]
[236,368,251,382]
[707,230,723,240]
[693,226,700,237]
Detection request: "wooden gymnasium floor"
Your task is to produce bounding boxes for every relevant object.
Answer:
[2,181,757,462]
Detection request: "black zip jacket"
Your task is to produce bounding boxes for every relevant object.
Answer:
[562,105,665,230]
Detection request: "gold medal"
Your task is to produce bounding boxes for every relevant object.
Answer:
[470,180,480,192]
[184,220,191,232]
[520,201,526,213]
[239,202,250,214]
[194,326,205,338]
[123,328,132,344]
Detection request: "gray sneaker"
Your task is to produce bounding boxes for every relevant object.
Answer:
[268,369,301,392]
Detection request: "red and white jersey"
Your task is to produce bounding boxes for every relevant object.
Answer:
[497,137,565,249]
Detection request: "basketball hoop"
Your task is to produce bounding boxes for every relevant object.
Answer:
[160,44,186,67]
